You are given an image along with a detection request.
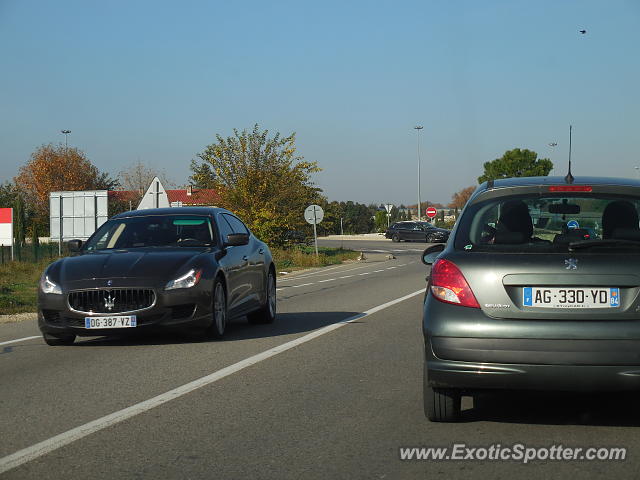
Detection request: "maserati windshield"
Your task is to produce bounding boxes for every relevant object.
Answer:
[84,215,215,250]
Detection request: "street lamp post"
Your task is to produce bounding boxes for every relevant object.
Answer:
[548,142,557,161]
[59,130,71,256]
[61,130,71,150]
[414,125,423,221]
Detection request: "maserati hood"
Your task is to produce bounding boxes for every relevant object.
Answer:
[54,248,205,284]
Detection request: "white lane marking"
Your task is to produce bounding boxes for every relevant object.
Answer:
[280,261,414,289]
[278,262,385,282]
[0,289,425,474]
[277,263,360,281]
[0,336,41,347]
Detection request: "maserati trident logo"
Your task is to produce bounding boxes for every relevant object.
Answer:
[104,292,116,311]
[564,258,578,270]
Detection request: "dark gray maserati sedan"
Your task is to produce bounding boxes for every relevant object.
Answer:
[422,176,640,421]
[38,207,276,346]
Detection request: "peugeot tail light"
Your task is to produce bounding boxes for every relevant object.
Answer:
[430,259,480,308]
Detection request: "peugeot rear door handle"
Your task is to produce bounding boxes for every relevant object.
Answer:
[258,248,264,254]
[242,255,248,261]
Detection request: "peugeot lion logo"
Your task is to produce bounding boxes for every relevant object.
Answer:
[564,258,578,270]
[104,293,116,311]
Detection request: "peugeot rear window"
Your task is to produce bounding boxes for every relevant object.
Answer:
[454,194,640,253]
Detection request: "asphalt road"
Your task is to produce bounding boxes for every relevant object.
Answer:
[1,238,640,479]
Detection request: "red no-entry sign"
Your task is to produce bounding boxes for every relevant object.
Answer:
[426,207,437,218]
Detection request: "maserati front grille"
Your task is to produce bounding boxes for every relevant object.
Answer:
[68,288,155,314]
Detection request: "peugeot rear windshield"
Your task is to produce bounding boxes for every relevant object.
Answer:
[454,194,640,253]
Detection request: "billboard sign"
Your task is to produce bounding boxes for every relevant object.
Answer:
[0,208,13,246]
[50,190,109,241]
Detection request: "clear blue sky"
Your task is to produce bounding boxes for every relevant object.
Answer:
[1,0,638,206]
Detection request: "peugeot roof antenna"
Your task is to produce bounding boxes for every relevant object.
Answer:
[564,124,574,184]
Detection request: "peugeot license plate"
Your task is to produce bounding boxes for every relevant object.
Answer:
[523,287,620,308]
[84,315,137,329]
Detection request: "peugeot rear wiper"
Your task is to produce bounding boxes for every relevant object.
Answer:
[568,239,640,251]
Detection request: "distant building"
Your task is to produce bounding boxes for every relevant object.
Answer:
[108,184,220,209]
[164,185,221,206]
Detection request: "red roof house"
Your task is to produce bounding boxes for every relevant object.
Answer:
[108,186,221,208]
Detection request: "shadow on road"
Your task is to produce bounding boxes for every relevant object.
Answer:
[462,391,640,427]
[72,311,361,347]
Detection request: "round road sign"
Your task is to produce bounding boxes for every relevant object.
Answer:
[304,204,324,224]
[426,207,437,218]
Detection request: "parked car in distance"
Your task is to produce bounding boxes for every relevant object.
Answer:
[38,207,276,346]
[385,221,450,243]
[422,176,640,422]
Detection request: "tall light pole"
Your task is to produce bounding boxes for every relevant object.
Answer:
[61,130,71,150]
[59,130,71,256]
[548,142,557,162]
[414,125,423,221]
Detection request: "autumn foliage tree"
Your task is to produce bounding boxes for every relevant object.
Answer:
[190,125,322,246]
[14,144,118,230]
[449,186,476,209]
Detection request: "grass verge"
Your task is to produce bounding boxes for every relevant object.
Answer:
[272,246,359,273]
[0,259,51,315]
[0,247,358,315]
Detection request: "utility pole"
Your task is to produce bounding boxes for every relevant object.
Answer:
[414,126,423,220]
[61,130,71,150]
[59,130,71,255]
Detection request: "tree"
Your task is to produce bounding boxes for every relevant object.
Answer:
[190,124,322,246]
[13,194,26,248]
[449,186,476,209]
[374,210,388,232]
[14,144,119,229]
[478,148,553,184]
[118,160,173,196]
[189,162,217,189]
[0,182,17,208]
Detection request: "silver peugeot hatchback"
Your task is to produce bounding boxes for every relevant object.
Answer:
[422,176,640,421]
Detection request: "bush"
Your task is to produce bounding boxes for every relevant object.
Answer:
[271,246,359,272]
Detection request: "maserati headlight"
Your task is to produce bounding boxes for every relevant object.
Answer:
[40,273,62,295]
[165,269,202,290]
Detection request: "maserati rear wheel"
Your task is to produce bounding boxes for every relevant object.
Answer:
[248,270,276,324]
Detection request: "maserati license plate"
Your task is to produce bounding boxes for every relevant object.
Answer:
[84,315,137,329]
